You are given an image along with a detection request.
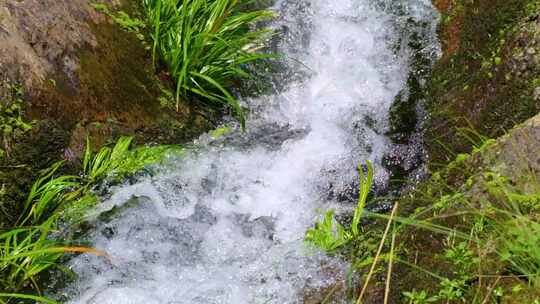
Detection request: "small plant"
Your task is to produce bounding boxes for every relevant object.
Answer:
[437,278,466,302]
[443,241,478,278]
[305,209,350,252]
[91,3,146,41]
[305,161,374,252]
[0,83,32,158]
[403,290,437,304]
[351,161,373,237]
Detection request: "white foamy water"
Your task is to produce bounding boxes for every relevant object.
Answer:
[60,0,439,303]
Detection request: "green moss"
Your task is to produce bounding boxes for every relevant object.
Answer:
[0,83,33,159]
[77,21,163,119]
[426,0,540,164]
[0,121,70,230]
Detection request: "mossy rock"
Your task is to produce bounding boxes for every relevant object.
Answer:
[0,0,215,228]
[426,0,540,164]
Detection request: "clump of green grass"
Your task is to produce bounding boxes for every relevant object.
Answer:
[16,136,160,225]
[0,172,94,303]
[1,136,179,303]
[0,219,106,295]
[82,136,133,184]
[18,161,78,226]
[142,0,275,128]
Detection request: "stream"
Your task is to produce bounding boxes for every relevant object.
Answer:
[58,0,439,303]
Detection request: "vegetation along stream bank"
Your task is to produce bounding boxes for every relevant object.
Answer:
[0,0,539,303]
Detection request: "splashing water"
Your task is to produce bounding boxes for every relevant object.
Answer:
[60,0,439,303]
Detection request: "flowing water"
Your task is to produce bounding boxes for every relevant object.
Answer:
[60,0,439,303]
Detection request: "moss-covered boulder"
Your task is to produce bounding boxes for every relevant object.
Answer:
[0,0,213,228]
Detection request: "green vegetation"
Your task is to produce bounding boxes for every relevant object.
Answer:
[91,3,147,42]
[305,209,351,252]
[306,131,540,303]
[91,0,276,128]
[18,162,79,226]
[391,132,540,303]
[0,83,33,159]
[0,136,180,303]
[142,0,275,128]
[390,170,540,303]
[305,161,400,303]
[82,136,181,185]
[1,163,93,303]
[305,161,374,252]
[0,219,107,304]
[111,143,182,178]
[209,125,232,138]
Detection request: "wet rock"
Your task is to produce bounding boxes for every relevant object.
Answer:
[300,263,348,304]
[212,122,308,151]
[234,213,276,240]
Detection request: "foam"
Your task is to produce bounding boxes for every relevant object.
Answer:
[60,0,438,303]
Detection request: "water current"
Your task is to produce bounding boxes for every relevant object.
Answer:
[60,0,439,303]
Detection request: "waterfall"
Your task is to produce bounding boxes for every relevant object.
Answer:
[60,0,439,303]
